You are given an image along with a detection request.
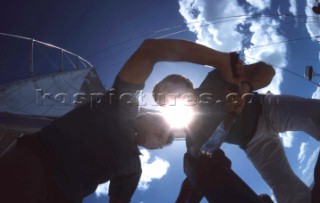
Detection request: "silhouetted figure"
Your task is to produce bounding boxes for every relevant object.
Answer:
[2,39,246,203]
[177,150,263,203]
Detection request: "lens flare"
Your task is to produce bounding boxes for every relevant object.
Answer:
[160,103,194,129]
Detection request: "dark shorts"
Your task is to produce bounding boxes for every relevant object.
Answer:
[0,129,73,203]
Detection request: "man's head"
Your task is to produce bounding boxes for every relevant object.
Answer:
[134,112,174,149]
[152,74,196,106]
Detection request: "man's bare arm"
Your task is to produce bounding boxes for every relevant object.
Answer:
[242,62,275,91]
[119,39,243,84]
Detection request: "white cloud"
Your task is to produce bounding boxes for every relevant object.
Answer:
[270,193,276,203]
[301,147,320,185]
[305,0,320,39]
[302,147,319,175]
[298,142,309,165]
[246,0,271,11]
[305,0,320,88]
[312,87,320,99]
[279,131,294,148]
[311,52,320,98]
[179,0,246,52]
[138,149,170,191]
[95,182,110,197]
[245,18,287,94]
[289,0,297,15]
[95,149,170,197]
[179,0,286,94]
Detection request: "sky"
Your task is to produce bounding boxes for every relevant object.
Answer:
[1,0,320,202]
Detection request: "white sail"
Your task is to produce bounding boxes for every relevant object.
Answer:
[0,33,107,155]
[0,68,105,117]
[0,68,105,155]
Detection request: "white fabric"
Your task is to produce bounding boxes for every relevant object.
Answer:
[245,94,320,203]
[0,68,105,117]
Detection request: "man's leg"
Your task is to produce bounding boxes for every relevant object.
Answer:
[176,178,203,203]
[246,130,310,203]
[0,146,45,202]
[263,94,320,140]
[0,134,73,203]
[184,152,261,203]
[245,94,318,203]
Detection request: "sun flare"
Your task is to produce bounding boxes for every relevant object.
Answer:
[160,104,195,129]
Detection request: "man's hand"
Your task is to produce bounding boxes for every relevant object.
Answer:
[224,82,252,115]
[220,54,247,85]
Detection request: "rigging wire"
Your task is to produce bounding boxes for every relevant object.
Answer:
[86,13,320,59]
[92,15,320,69]
[249,36,320,49]
[2,13,320,89]
[242,54,320,87]
[64,54,77,70]
[0,32,93,68]
[0,32,95,101]
[87,13,320,88]
[35,44,60,71]
[93,32,320,88]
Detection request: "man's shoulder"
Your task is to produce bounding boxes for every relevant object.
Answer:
[199,70,225,87]
[111,74,145,94]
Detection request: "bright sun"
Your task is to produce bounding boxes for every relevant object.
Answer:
[160,104,195,129]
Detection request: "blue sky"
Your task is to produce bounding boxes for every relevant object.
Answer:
[1,0,320,202]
